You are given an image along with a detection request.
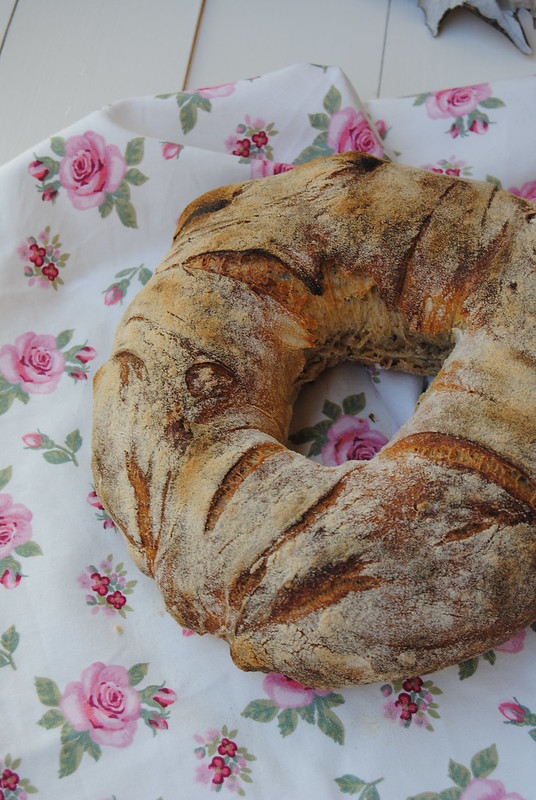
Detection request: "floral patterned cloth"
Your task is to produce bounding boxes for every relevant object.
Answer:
[0,63,535,800]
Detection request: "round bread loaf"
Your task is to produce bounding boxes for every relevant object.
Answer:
[92,152,536,688]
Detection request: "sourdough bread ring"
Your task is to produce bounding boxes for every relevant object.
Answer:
[91,152,536,688]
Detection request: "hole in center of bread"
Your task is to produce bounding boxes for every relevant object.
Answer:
[287,362,433,466]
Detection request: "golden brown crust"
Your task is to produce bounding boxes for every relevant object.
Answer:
[91,152,536,687]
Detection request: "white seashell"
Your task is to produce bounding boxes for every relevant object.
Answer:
[418,0,536,53]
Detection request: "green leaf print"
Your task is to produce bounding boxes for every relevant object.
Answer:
[458,657,479,680]
[315,698,344,745]
[55,329,73,350]
[322,399,342,420]
[50,136,66,157]
[38,708,65,729]
[470,744,498,778]
[407,744,513,800]
[342,393,366,416]
[125,167,149,186]
[479,97,506,109]
[58,738,84,778]
[128,662,149,686]
[0,465,12,491]
[335,774,384,798]
[114,181,138,228]
[323,85,342,116]
[309,112,330,131]
[65,428,83,454]
[35,676,61,707]
[180,101,198,135]
[448,760,471,788]
[242,699,279,723]
[98,194,115,218]
[0,624,19,670]
[336,775,366,794]
[277,707,298,737]
[125,137,145,166]
[14,540,42,557]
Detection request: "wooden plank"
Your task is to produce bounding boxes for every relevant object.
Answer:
[0,0,16,50]
[0,0,203,166]
[185,0,390,101]
[381,1,536,98]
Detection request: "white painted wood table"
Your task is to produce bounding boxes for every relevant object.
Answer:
[1,0,536,167]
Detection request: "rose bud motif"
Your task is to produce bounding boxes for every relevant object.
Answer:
[148,715,168,730]
[153,687,177,708]
[41,186,58,202]
[28,160,49,181]
[0,569,22,589]
[87,490,104,510]
[469,118,488,134]
[75,346,96,364]
[22,432,45,449]
[499,702,527,723]
[104,285,124,306]
[162,142,182,160]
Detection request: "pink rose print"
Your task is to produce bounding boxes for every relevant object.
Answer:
[36,661,175,777]
[290,392,387,462]
[414,83,504,138]
[425,84,492,119]
[250,160,295,179]
[294,85,384,166]
[327,107,384,158]
[406,744,526,799]
[243,673,344,743]
[18,226,70,290]
[495,630,526,653]
[59,131,126,210]
[0,332,65,395]
[322,415,389,465]
[459,778,525,800]
[0,329,96,415]
[263,672,325,709]
[29,134,147,227]
[60,662,141,747]
[193,725,255,794]
[0,494,33,560]
[0,469,40,591]
[508,180,536,202]
[459,628,527,679]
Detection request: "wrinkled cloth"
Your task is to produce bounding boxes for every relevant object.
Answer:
[1,64,535,800]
